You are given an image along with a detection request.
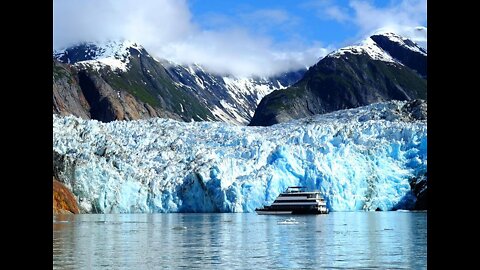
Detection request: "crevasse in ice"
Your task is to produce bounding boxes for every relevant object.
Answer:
[53,101,426,213]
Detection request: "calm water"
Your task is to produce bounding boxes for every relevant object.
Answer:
[53,212,427,269]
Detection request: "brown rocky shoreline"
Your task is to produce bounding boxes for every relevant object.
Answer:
[53,177,79,215]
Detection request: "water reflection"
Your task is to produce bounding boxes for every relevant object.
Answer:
[53,212,426,269]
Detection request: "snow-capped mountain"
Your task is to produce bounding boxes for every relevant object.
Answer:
[54,42,213,123]
[328,35,399,63]
[369,32,427,78]
[329,32,426,62]
[54,40,143,72]
[53,100,427,213]
[250,32,427,126]
[53,40,305,125]
[326,32,426,78]
[162,61,305,124]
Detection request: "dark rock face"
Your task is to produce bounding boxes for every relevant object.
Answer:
[77,70,180,122]
[401,99,427,120]
[410,173,427,210]
[54,59,180,122]
[54,44,217,122]
[77,71,118,122]
[250,51,427,126]
[53,61,91,119]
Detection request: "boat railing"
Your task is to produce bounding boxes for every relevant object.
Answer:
[285,186,307,193]
[284,187,327,198]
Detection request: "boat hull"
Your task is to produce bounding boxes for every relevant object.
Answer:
[255,210,293,215]
[255,208,328,215]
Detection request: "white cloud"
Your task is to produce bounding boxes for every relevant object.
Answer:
[324,6,349,23]
[158,30,329,77]
[350,0,426,34]
[53,0,193,49]
[54,0,426,78]
[311,0,427,49]
[53,0,327,77]
[350,0,427,49]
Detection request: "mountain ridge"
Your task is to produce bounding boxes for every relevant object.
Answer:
[54,40,305,124]
[249,32,427,126]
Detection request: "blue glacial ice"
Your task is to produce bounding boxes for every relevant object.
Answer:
[53,101,427,213]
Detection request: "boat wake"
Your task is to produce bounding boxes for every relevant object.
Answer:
[277,218,299,225]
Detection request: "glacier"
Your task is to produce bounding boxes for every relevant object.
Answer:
[53,101,427,213]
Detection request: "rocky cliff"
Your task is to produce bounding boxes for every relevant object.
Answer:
[53,177,80,215]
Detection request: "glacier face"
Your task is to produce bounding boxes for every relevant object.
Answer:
[53,101,426,213]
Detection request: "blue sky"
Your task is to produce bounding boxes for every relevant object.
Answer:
[54,0,426,77]
[187,0,426,48]
[188,0,357,48]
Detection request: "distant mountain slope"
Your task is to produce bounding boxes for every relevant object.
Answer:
[162,62,305,124]
[54,41,305,124]
[249,32,427,126]
[53,59,182,122]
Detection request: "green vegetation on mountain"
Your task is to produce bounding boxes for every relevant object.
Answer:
[250,53,426,126]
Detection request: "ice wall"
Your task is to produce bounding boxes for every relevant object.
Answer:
[53,101,427,213]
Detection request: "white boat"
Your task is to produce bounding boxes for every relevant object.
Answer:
[255,186,329,215]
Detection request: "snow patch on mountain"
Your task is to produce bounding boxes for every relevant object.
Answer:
[222,77,280,104]
[373,26,427,51]
[328,32,426,64]
[375,32,426,55]
[162,61,304,125]
[53,101,427,213]
[54,40,143,72]
[328,37,397,63]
